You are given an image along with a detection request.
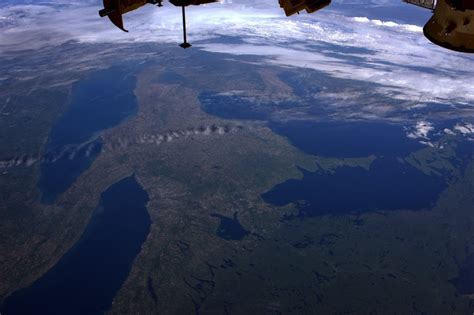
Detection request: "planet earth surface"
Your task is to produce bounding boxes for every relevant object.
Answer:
[0,0,473,314]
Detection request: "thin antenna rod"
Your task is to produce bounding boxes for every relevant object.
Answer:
[180,6,191,49]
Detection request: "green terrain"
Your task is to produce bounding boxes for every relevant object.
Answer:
[0,43,473,314]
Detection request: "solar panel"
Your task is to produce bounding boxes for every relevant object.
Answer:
[403,0,436,10]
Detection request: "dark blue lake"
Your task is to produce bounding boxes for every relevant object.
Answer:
[269,120,423,158]
[39,140,103,204]
[2,176,151,315]
[451,253,474,295]
[262,115,449,218]
[262,158,446,218]
[39,66,139,203]
[211,212,249,241]
[199,91,300,121]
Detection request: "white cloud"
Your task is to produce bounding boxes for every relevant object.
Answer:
[443,128,456,135]
[352,16,423,32]
[453,123,474,135]
[0,0,474,110]
[407,121,434,140]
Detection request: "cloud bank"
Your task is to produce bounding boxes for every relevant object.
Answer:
[1,0,473,108]
[0,123,243,169]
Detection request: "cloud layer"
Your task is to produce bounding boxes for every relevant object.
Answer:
[1,0,474,109]
[0,123,243,169]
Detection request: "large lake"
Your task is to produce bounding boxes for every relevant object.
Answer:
[198,91,447,217]
[199,91,300,121]
[262,158,446,218]
[452,253,474,295]
[39,66,139,203]
[262,120,447,218]
[211,212,250,241]
[2,176,150,315]
[269,120,424,158]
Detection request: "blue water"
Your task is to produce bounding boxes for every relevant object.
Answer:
[211,212,250,241]
[2,176,151,315]
[199,89,447,218]
[39,140,102,204]
[262,158,446,218]
[199,91,300,121]
[47,67,139,150]
[270,121,423,158]
[39,66,139,203]
[451,253,474,295]
[278,72,324,98]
